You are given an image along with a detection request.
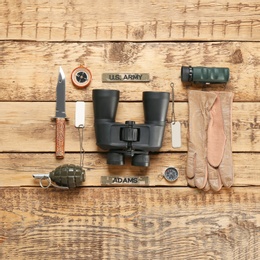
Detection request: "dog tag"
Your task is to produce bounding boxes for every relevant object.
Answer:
[170,83,182,148]
[171,122,181,148]
[75,101,85,128]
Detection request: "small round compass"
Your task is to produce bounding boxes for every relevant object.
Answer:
[71,66,92,88]
[163,167,179,182]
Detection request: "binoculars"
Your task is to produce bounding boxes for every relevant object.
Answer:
[181,66,229,84]
[93,89,170,167]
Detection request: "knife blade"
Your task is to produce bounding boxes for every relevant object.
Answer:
[54,67,67,159]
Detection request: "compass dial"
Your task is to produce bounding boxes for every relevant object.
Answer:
[76,71,88,83]
[71,66,92,88]
[164,167,179,182]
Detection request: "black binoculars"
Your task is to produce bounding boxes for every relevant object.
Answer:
[93,89,169,167]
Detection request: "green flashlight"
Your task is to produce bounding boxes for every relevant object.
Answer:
[181,66,230,84]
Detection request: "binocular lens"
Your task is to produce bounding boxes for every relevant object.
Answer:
[93,89,119,121]
[143,91,170,125]
[132,154,150,167]
[107,152,125,165]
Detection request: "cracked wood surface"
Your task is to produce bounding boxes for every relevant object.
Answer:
[0,187,259,259]
[0,0,259,41]
[0,0,259,259]
[0,153,259,187]
[0,102,259,153]
[0,41,259,102]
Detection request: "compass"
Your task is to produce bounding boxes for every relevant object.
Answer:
[71,66,92,88]
[163,167,179,182]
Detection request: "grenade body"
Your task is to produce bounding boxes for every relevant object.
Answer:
[49,164,85,188]
[181,66,229,84]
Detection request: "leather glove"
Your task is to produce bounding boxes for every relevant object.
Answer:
[186,90,234,191]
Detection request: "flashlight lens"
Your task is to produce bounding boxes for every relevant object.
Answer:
[181,66,192,82]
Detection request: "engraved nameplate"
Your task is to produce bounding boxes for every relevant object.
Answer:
[101,176,149,186]
[102,73,150,82]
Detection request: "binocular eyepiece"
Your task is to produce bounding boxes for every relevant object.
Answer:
[93,89,169,167]
[181,66,229,84]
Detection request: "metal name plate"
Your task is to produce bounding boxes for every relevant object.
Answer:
[102,73,150,82]
[101,176,149,186]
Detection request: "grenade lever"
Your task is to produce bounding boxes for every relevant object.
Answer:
[33,174,69,189]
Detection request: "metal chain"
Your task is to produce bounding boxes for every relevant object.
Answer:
[170,82,176,124]
[78,125,85,167]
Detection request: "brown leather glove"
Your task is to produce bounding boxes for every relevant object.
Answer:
[187,90,234,191]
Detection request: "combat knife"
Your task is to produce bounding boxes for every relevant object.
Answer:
[53,67,67,159]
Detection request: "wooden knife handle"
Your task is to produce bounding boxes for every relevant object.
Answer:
[55,118,66,159]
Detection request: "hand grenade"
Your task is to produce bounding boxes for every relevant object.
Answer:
[33,164,85,189]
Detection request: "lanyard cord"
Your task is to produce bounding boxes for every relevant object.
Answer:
[171,82,176,124]
[77,125,85,167]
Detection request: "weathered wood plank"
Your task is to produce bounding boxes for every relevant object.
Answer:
[0,187,259,259]
[0,0,259,41]
[0,102,259,152]
[0,1,259,259]
[0,41,259,102]
[0,153,259,187]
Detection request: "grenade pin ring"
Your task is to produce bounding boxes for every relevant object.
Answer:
[39,176,52,189]
[33,174,69,189]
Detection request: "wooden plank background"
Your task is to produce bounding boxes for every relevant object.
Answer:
[0,0,259,259]
[0,0,260,42]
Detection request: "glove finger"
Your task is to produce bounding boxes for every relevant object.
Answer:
[217,92,234,188]
[207,94,226,168]
[203,180,211,192]
[187,150,195,179]
[187,152,207,189]
[187,177,196,188]
[219,157,233,188]
[208,164,223,192]
[194,154,208,189]
[187,90,217,190]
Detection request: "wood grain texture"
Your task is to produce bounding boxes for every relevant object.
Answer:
[0,102,259,152]
[0,153,259,187]
[0,187,259,259]
[0,41,259,102]
[0,0,259,41]
[0,0,259,258]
